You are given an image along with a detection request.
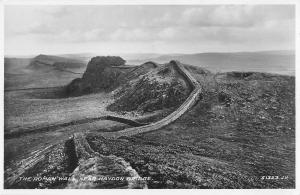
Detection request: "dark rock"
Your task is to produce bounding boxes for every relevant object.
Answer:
[218,91,231,106]
[66,56,127,96]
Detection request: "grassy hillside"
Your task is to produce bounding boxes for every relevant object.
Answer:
[4,58,32,74]
[108,62,191,113]
[5,55,86,90]
[4,54,295,189]
[28,54,86,72]
[87,68,295,189]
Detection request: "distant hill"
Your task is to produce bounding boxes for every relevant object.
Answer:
[4,57,33,74]
[5,50,295,76]
[25,54,87,75]
[29,54,85,68]
[127,50,295,75]
[57,53,164,64]
[56,53,95,63]
[5,54,87,90]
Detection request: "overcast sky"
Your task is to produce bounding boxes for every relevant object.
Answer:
[5,5,295,55]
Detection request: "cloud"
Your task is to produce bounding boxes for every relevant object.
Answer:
[158,27,177,40]
[82,28,105,41]
[4,5,295,55]
[180,6,255,27]
[180,5,294,28]
[109,28,152,41]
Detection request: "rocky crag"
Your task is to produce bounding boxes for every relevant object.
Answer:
[66,56,128,95]
[67,56,192,113]
[108,62,191,113]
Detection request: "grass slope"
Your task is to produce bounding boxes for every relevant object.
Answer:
[87,69,295,189]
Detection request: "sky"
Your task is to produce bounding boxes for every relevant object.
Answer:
[4,5,295,55]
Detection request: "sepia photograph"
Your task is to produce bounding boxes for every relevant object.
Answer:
[1,0,297,191]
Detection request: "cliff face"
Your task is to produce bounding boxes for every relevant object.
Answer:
[66,56,193,113]
[66,56,128,96]
[82,56,125,81]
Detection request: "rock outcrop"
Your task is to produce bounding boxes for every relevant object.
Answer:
[108,62,191,113]
[66,56,129,96]
[66,57,192,113]
[66,133,147,189]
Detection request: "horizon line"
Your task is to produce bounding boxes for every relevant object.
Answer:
[4,49,295,58]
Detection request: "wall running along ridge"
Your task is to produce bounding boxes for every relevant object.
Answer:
[4,60,201,188]
[100,60,202,138]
